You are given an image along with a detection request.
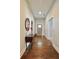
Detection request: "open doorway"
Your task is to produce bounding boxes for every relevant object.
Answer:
[37,24,42,35]
[48,17,53,39]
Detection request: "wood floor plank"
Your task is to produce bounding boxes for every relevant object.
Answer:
[21,36,59,59]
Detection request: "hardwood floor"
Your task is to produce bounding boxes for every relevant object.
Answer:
[21,35,59,59]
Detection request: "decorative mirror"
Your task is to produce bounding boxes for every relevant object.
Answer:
[25,18,30,31]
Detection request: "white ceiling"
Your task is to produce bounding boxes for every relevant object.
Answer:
[27,0,56,18]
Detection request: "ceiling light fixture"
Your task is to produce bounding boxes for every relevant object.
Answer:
[38,11,42,15]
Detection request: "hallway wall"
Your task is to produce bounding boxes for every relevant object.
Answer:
[45,0,59,52]
[20,0,35,57]
[25,2,35,36]
[20,0,26,57]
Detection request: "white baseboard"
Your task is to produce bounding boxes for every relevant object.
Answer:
[20,46,26,58]
[53,43,59,53]
[44,35,59,53]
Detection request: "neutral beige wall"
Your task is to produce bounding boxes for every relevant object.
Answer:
[20,0,35,56]
[20,0,26,52]
[45,0,59,52]
[51,0,59,52]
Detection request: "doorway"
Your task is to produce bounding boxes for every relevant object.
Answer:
[37,24,42,35]
[48,17,53,39]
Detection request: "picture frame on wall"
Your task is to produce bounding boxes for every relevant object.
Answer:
[25,18,30,31]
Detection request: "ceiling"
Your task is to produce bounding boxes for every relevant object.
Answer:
[27,0,56,18]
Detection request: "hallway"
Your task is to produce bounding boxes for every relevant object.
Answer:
[21,35,59,59]
[20,0,59,59]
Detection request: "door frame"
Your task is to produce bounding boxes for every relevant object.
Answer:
[37,24,42,35]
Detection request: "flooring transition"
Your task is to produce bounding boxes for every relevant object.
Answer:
[21,35,59,59]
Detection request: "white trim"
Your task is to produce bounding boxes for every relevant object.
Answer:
[20,46,26,58]
[45,35,59,53]
[53,43,59,53]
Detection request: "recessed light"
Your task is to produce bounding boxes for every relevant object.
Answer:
[38,25,41,28]
[38,11,42,15]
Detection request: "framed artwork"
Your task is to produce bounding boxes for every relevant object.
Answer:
[25,18,30,31]
[31,21,33,31]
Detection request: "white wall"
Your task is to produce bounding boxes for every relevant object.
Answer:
[53,17,59,51]
[25,2,35,36]
[45,0,59,52]
[34,18,45,35]
[20,0,35,57]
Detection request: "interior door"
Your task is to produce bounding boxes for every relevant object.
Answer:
[48,17,53,38]
[37,24,42,35]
